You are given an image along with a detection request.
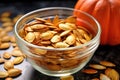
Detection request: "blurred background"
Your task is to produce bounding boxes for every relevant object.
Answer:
[0,0,77,14]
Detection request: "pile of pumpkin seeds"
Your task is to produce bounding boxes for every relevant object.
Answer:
[0,11,25,80]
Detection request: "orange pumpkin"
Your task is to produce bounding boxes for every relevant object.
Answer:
[74,0,120,45]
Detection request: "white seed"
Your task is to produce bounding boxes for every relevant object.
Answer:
[51,35,61,43]
[4,61,14,70]
[0,43,10,49]
[11,49,24,57]
[60,30,71,37]
[100,74,110,80]
[76,28,86,36]
[89,64,106,70]
[40,31,55,40]
[13,56,24,65]
[0,71,8,78]
[25,27,33,31]
[55,42,69,48]
[30,24,47,30]
[100,61,116,67]
[105,68,119,80]
[65,23,76,29]
[25,32,35,42]
[33,32,40,39]
[3,52,11,59]
[8,68,22,77]
[59,23,74,30]
[65,34,76,45]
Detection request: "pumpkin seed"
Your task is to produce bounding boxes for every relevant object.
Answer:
[82,69,98,74]
[40,31,55,40]
[4,61,14,70]
[13,56,24,65]
[30,24,47,30]
[3,52,11,59]
[0,58,5,63]
[25,32,35,42]
[0,43,10,49]
[8,68,22,77]
[59,23,74,30]
[0,71,8,78]
[60,75,74,80]
[64,34,76,45]
[51,35,61,43]
[100,61,116,67]
[60,30,71,37]
[54,42,69,48]
[105,68,119,80]
[89,64,106,70]
[11,49,24,57]
[34,17,46,23]
[100,74,110,80]
[65,23,76,29]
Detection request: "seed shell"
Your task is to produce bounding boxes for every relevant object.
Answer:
[89,64,106,70]
[13,56,24,65]
[0,58,5,63]
[82,69,98,74]
[100,61,116,67]
[0,71,9,78]
[4,61,14,70]
[3,52,11,59]
[11,49,24,57]
[100,74,110,80]
[0,43,10,49]
[105,68,119,80]
[8,68,22,77]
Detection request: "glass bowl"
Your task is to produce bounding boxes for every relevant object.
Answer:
[14,7,101,77]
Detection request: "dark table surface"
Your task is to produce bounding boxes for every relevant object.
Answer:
[0,1,120,80]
